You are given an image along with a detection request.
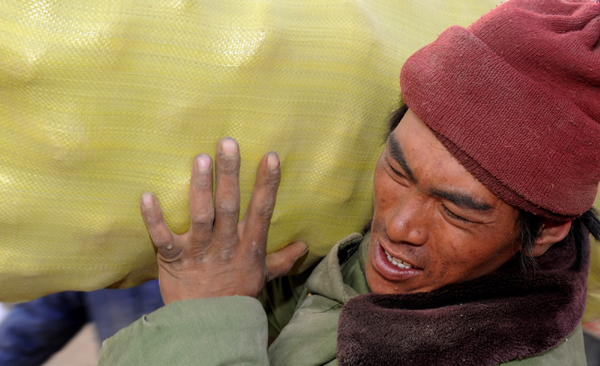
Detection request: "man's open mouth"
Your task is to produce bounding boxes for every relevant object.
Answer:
[383,249,414,269]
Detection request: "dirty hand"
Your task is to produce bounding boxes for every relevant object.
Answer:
[140,138,308,304]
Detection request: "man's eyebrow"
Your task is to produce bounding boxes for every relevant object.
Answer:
[429,188,493,212]
[387,135,416,182]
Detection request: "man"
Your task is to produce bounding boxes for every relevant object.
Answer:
[99,0,600,364]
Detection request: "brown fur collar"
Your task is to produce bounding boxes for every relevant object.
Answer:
[337,234,589,365]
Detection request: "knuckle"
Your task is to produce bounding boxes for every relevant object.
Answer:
[267,252,284,267]
[144,216,159,227]
[213,248,236,266]
[157,243,173,255]
[143,212,161,226]
[191,210,213,225]
[158,250,184,265]
[152,234,171,247]
[216,201,239,216]
[218,158,239,174]
[255,205,274,219]
[248,243,266,259]
[194,179,212,190]
[263,172,280,187]
[266,259,286,279]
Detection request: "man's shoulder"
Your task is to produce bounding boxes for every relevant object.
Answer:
[303,232,369,304]
[267,233,368,366]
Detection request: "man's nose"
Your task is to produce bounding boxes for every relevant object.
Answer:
[386,194,428,246]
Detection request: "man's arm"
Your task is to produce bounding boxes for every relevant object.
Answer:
[0,291,87,366]
[98,296,269,365]
[99,138,307,364]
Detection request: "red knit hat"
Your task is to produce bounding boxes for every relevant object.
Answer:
[400,0,600,220]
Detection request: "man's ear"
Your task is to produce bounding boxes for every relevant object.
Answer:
[525,219,572,257]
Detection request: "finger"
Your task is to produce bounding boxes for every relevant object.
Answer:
[189,154,214,245]
[266,241,309,281]
[213,138,241,246]
[140,193,177,257]
[242,152,281,255]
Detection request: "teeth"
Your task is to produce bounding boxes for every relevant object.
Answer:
[384,250,413,269]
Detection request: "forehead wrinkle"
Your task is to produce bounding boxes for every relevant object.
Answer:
[388,133,417,182]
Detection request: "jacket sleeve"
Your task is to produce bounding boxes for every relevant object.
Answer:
[97,296,270,366]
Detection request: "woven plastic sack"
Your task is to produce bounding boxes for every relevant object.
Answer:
[0,0,503,301]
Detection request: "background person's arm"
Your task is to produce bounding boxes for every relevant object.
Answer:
[0,292,87,366]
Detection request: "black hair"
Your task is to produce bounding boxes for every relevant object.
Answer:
[386,102,409,140]
[385,103,600,270]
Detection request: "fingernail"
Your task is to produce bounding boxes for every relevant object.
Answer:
[196,155,211,172]
[221,138,238,157]
[141,193,155,208]
[300,243,309,256]
[267,152,279,171]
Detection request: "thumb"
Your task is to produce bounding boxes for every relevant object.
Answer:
[266,241,309,281]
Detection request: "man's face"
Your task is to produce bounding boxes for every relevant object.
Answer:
[366,109,521,294]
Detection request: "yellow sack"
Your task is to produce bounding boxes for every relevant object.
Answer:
[0,0,501,301]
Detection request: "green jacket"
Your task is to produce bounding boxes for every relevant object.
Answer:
[98,233,587,365]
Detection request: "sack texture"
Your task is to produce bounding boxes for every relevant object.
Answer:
[1,0,503,301]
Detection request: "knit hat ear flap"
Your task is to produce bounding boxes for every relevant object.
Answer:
[400,0,600,220]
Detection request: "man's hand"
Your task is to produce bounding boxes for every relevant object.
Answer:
[140,138,308,305]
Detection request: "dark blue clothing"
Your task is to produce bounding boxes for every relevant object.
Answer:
[0,280,163,366]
